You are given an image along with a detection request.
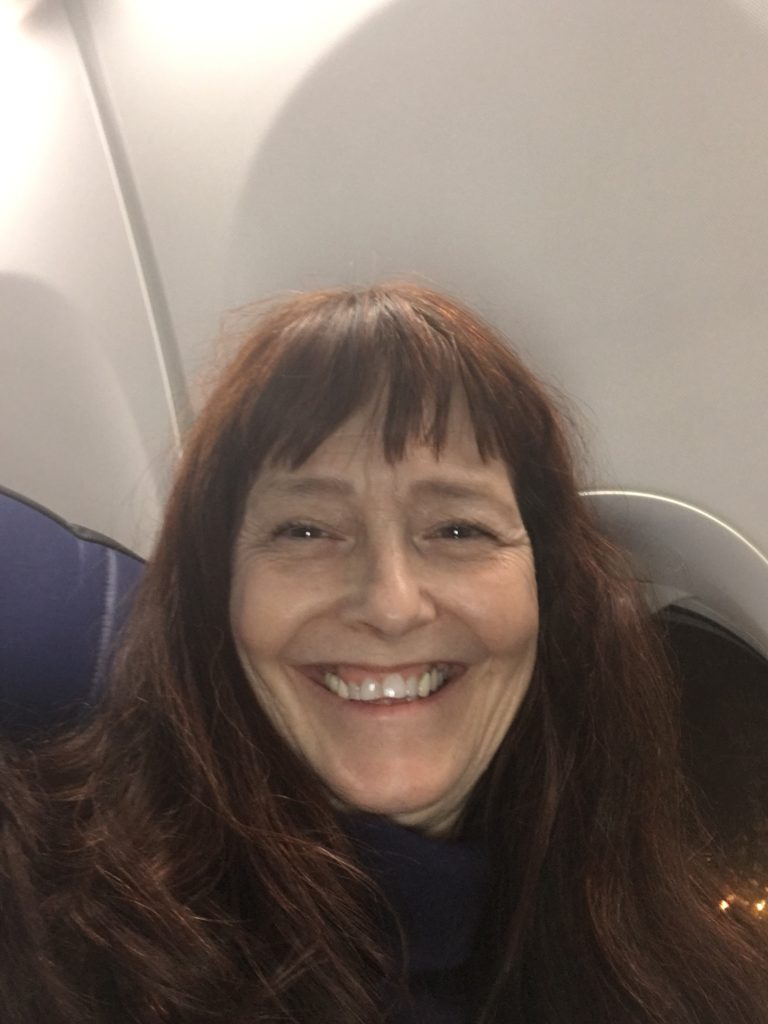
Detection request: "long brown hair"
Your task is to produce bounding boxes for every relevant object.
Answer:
[1,283,765,1022]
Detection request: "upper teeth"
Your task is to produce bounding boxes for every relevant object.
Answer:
[322,668,448,702]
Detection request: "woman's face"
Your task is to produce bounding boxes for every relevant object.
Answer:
[230,402,538,836]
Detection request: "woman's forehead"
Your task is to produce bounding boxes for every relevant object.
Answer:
[269,400,484,470]
[247,406,517,509]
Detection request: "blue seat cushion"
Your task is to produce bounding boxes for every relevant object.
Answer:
[0,487,143,735]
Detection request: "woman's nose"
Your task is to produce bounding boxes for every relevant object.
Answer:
[339,540,437,637]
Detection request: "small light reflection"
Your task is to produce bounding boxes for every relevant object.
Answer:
[717,887,768,917]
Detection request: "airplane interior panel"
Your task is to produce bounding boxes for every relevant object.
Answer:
[1,0,178,554]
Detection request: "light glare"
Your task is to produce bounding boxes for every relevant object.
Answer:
[129,0,384,54]
[0,15,57,221]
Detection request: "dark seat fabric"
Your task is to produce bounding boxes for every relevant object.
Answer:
[0,487,144,736]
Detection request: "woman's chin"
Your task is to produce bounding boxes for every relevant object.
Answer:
[324,764,463,835]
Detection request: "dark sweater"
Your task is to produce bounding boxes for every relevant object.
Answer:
[346,816,488,1023]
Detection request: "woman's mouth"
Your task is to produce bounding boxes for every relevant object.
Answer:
[303,663,463,704]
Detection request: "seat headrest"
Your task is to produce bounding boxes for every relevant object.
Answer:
[0,488,144,735]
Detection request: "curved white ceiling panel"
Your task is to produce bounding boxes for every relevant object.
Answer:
[2,0,766,636]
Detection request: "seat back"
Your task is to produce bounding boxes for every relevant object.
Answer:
[0,487,143,735]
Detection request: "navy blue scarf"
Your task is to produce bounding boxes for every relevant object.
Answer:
[346,816,489,1023]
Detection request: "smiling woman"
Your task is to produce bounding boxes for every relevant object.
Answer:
[230,402,538,837]
[1,284,767,1024]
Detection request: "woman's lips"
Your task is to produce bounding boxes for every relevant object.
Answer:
[299,663,465,704]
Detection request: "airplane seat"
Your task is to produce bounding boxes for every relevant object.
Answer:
[0,487,144,738]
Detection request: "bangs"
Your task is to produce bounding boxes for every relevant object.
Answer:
[244,287,515,474]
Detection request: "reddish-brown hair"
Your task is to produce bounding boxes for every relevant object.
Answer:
[1,283,765,1023]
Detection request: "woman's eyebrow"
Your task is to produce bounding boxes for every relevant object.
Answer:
[257,475,519,513]
[409,479,520,514]
[259,476,355,499]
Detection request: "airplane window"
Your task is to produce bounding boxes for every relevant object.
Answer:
[658,605,768,917]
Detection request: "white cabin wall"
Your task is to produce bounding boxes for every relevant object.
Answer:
[78,0,392,399]
[0,0,178,554]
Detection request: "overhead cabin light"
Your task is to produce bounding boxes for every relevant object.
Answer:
[0,0,42,30]
[0,0,57,221]
[129,0,384,54]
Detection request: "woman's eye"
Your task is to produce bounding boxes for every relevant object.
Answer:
[432,522,496,541]
[274,522,329,540]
